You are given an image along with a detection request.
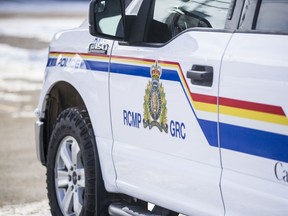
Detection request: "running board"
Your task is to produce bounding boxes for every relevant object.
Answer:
[108,202,162,216]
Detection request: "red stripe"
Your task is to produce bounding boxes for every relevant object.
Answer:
[50,51,107,58]
[112,55,155,63]
[219,97,286,116]
[190,93,285,116]
[191,93,217,105]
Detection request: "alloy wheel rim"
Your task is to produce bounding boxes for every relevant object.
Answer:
[55,136,85,216]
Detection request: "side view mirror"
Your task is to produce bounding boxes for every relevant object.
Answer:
[89,0,125,40]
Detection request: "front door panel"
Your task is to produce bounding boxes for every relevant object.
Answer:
[110,31,232,215]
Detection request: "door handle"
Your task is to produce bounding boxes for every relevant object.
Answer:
[186,65,213,87]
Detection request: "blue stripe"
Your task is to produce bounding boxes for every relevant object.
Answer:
[220,123,288,162]
[199,120,218,147]
[110,63,180,82]
[110,63,150,78]
[47,58,57,67]
[162,69,181,82]
[47,57,180,82]
[85,60,108,72]
[47,58,109,72]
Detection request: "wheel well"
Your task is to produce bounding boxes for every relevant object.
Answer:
[42,81,86,165]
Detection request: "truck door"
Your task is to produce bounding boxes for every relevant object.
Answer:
[109,0,233,215]
[220,0,288,215]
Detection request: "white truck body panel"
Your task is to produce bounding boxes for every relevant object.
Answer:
[35,0,288,215]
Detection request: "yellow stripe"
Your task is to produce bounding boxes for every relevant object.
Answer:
[220,105,288,126]
[160,62,179,70]
[193,101,217,113]
[81,54,109,61]
[111,57,153,66]
[50,53,110,61]
[49,53,61,58]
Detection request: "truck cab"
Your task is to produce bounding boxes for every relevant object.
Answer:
[35,0,288,215]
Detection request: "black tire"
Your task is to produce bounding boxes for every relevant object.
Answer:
[46,107,108,216]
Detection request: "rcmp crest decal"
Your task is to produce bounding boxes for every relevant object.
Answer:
[143,61,168,133]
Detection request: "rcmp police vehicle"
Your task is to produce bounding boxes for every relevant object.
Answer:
[35,0,288,215]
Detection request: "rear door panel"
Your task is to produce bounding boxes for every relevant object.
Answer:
[220,33,288,215]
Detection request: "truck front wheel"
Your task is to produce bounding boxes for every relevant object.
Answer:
[46,108,107,216]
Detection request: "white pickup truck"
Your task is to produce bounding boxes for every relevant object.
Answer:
[35,0,288,215]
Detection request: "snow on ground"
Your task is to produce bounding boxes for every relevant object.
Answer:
[0,15,86,91]
[0,17,87,42]
[0,0,88,41]
[0,200,50,216]
[0,0,87,117]
[0,44,46,85]
[0,44,48,118]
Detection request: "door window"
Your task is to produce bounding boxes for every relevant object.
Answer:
[95,0,124,37]
[255,0,288,33]
[147,0,233,42]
